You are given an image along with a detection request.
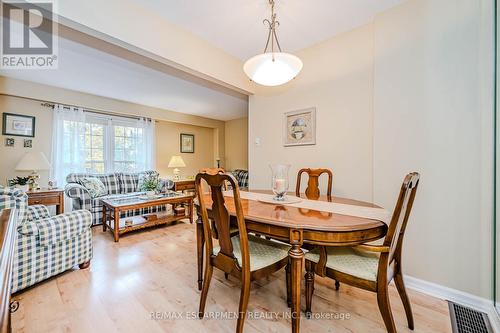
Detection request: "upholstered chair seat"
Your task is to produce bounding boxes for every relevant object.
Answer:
[214,234,290,272]
[305,247,380,281]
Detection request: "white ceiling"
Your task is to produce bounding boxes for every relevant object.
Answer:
[132,0,404,60]
[1,1,404,121]
[0,36,248,121]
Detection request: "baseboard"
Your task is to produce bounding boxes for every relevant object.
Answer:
[404,275,500,332]
[491,310,500,333]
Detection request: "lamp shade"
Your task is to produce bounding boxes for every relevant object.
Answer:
[168,155,186,168]
[243,52,303,86]
[16,152,51,171]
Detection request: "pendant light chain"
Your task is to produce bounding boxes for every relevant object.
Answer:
[263,0,283,60]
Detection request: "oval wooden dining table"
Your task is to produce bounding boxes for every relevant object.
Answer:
[195,191,388,333]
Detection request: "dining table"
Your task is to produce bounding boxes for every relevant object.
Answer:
[195,190,388,333]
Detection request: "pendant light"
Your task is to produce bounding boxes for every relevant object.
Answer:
[243,0,303,86]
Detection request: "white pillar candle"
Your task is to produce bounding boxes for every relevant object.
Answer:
[275,178,286,193]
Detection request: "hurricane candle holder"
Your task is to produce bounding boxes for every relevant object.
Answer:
[270,164,290,201]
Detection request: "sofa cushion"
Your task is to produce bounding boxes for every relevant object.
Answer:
[118,172,139,193]
[67,173,120,195]
[78,177,107,198]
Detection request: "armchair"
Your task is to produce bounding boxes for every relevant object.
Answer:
[0,186,93,293]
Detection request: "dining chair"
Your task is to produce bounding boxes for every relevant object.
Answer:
[198,168,233,280]
[295,168,333,201]
[295,168,339,291]
[304,172,420,333]
[196,170,291,333]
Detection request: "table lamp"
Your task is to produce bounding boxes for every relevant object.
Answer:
[168,155,186,181]
[16,152,51,190]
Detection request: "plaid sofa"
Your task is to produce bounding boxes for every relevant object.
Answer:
[0,186,92,293]
[65,171,167,226]
[231,169,249,190]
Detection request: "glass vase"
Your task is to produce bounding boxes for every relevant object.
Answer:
[270,164,291,201]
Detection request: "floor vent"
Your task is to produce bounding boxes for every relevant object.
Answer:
[448,302,493,333]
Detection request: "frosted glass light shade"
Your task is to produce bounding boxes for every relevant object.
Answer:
[243,52,303,86]
[168,155,186,168]
[16,152,51,171]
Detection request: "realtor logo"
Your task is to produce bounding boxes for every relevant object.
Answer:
[1,0,58,69]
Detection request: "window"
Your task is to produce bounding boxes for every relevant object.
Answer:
[113,124,144,172]
[84,123,105,173]
[52,105,155,185]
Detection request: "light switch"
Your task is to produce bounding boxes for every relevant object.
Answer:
[255,138,261,146]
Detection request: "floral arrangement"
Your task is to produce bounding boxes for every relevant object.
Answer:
[141,175,159,192]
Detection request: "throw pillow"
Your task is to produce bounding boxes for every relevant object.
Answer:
[79,177,107,198]
[138,171,160,192]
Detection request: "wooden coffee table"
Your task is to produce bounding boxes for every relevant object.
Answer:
[102,192,194,242]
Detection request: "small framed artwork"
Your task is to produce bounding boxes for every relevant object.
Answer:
[180,133,194,153]
[23,139,32,148]
[2,113,35,137]
[283,107,316,146]
[5,138,14,147]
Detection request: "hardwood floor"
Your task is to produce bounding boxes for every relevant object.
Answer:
[11,222,452,333]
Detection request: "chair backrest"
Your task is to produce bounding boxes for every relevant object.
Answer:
[295,168,333,201]
[199,168,228,191]
[195,170,250,274]
[199,168,226,174]
[383,172,420,264]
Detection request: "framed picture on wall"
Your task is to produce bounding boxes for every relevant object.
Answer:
[2,113,35,137]
[283,107,316,146]
[180,133,194,153]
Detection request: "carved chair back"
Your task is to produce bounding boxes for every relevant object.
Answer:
[195,170,249,276]
[199,168,228,191]
[296,168,333,201]
[378,172,420,279]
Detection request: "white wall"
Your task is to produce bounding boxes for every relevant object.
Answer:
[249,24,375,202]
[373,0,493,299]
[225,117,248,171]
[248,0,494,299]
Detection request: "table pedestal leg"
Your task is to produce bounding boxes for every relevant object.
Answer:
[290,244,304,333]
[196,216,204,290]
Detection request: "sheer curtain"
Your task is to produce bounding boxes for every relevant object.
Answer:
[135,118,156,171]
[51,104,87,186]
[51,105,156,184]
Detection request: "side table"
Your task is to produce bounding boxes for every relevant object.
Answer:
[26,188,64,214]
